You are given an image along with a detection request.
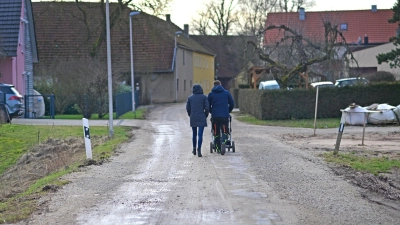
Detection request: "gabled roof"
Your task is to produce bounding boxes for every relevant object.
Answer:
[191,35,256,78]
[32,2,213,74]
[0,0,22,57]
[265,9,397,45]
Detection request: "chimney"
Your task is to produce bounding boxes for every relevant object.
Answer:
[166,14,171,22]
[184,24,189,37]
[371,5,377,12]
[299,8,305,20]
[364,34,369,45]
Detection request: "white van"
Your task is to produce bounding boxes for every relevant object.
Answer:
[259,80,280,90]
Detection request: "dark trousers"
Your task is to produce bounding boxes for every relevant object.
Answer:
[211,117,229,151]
[192,126,204,150]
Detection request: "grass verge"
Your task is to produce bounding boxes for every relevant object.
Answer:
[234,112,340,128]
[0,123,132,223]
[324,152,400,176]
[40,108,146,120]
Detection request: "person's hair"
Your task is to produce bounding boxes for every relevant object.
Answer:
[213,80,221,86]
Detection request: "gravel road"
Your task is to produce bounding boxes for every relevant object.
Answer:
[13,103,400,225]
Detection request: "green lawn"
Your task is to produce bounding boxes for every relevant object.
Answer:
[40,109,146,120]
[0,124,131,175]
[324,152,400,176]
[0,123,132,223]
[234,112,340,128]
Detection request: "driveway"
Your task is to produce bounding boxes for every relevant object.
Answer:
[15,103,400,225]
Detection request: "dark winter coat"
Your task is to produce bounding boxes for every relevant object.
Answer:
[208,85,234,118]
[186,85,209,127]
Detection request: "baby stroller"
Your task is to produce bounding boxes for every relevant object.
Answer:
[210,115,235,155]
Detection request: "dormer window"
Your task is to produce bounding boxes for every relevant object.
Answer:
[340,23,348,31]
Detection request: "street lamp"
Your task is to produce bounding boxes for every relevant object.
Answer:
[130,12,140,113]
[174,31,182,102]
[106,0,113,137]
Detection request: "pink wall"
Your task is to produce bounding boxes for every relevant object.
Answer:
[0,0,26,96]
[0,58,14,84]
[16,0,26,96]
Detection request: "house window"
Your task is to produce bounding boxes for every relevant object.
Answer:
[340,23,348,30]
[183,51,185,65]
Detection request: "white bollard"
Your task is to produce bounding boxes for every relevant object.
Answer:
[82,118,92,159]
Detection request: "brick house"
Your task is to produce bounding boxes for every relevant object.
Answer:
[32,2,214,105]
[264,6,398,81]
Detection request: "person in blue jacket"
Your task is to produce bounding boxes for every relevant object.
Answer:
[208,80,234,153]
[186,84,209,157]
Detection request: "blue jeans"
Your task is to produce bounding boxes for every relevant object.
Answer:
[192,127,204,150]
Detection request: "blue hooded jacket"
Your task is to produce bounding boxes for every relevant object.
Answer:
[208,85,234,118]
[186,85,209,127]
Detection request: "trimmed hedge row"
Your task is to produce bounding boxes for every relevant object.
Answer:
[238,82,400,120]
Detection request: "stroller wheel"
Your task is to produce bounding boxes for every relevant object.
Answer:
[210,142,213,153]
[232,141,235,153]
[221,143,226,155]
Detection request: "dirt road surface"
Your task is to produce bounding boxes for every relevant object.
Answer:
[14,103,400,225]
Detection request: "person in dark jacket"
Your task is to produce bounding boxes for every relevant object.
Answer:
[208,80,234,154]
[186,84,209,157]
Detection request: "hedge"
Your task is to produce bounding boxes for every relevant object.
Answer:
[238,82,400,120]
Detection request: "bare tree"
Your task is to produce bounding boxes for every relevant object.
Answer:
[191,0,239,36]
[247,21,357,89]
[274,0,315,12]
[237,0,277,36]
[34,58,110,118]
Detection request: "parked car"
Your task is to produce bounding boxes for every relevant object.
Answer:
[0,83,23,120]
[310,81,334,88]
[334,77,369,87]
[259,80,280,90]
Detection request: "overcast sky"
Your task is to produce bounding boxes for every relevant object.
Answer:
[167,0,396,28]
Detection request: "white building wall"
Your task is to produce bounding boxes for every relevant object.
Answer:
[349,42,400,79]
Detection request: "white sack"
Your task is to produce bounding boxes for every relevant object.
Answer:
[32,90,45,118]
[377,103,396,110]
[343,106,367,125]
[393,105,400,122]
[368,109,398,124]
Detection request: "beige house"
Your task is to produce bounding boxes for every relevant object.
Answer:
[349,42,400,79]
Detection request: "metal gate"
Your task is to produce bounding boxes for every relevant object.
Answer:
[115,90,140,118]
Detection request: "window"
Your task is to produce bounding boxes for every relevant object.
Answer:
[184,80,186,91]
[183,51,185,65]
[340,23,348,30]
[177,79,179,91]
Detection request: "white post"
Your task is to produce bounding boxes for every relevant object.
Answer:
[82,118,92,159]
[174,31,182,102]
[362,112,367,145]
[106,0,114,137]
[313,86,319,136]
[130,12,140,112]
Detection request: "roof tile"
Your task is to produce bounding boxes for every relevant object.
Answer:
[0,0,22,56]
[32,2,213,75]
[265,9,397,45]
